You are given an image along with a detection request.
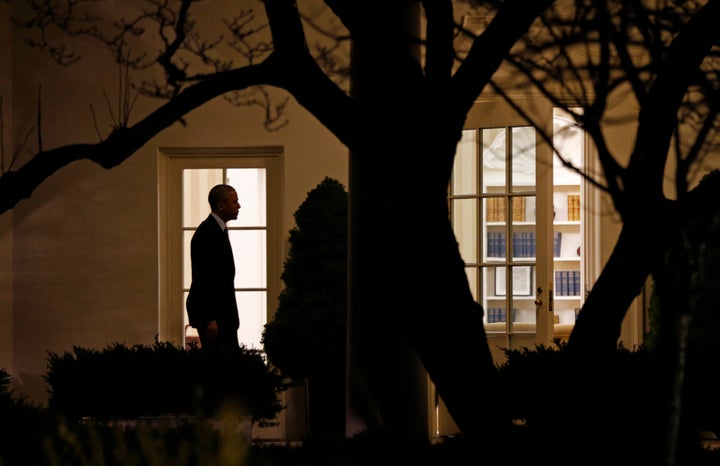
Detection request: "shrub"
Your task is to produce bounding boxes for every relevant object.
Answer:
[44,341,288,423]
[262,177,348,436]
[262,177,348,382]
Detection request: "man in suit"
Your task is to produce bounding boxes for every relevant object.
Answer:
[186,184,241,350]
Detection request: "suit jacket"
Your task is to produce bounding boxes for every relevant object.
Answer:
[186,214,240,332]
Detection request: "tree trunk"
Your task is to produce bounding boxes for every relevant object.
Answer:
[567,221,655,357]
[346,150,430,439]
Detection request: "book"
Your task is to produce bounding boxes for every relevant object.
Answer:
[572,270,581,296]
[512,196,526,222]
[555,271,562,296]
[486,197,497,222]
[553,231,562,257]
[512,232,521,257]
[497,197,506,222]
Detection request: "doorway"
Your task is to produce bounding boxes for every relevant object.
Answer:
[434,101,593,438]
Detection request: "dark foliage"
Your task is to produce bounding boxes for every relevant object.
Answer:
[262,177,348,437]
[1,368,64,466]
[494,341,720,466]
[44,340,288,423]
[645,170,720,434]
[262,177,348,381]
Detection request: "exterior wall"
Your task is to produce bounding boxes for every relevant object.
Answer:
[594,89,644,348]
[597,87,720,348]
[4,1,348,409]
[0,1,14,378]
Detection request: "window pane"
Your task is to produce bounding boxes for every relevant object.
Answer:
[184,229,267,289]
[452,198,477,263]
[227,168,267,227]
[183,291,266,350]
[184,231,267,289]
[510,265,536,333]
[236,291,267,349]
[452,130,477,195]
[553,108,583,186]
[183,291,190,326]
[493,266,507,297]
[512,308,536,325]
[510,126,536,191]
[485,227,506,262]
[183,231,193,289]
[484,265,506,331]
[510,265,534,298]
[464,267,478,302]
[230,230,267,288]
[511,195,536,261]
[183,169,223,228]
[482,128,506,193]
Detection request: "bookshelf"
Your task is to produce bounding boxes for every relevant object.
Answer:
[552,187,582,330]
[479,186,583,336]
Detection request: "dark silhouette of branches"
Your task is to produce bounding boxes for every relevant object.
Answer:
[15,1,349,124]
[483,0,720,210]
[2,1,352,210]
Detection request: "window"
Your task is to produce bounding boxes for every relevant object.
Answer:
[449,107,587,347]
[158,147,283,349]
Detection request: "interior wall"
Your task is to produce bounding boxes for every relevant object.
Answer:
[6,1,348,404]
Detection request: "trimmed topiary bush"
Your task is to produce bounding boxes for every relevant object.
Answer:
[262,176,348,437]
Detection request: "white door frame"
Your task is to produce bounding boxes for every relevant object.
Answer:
[464,97,555,345]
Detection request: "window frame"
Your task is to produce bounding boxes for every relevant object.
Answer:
[158,146,284,347]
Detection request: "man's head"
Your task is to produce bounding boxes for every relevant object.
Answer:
[208,184,240,222]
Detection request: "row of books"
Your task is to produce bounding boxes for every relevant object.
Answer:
[487,231,565,258]
[486,308,539,324]
[555,270,581,296]
[489,308,580,324]
[487,232,536,257]
[486,197,527,222]
[567,194,581,222]
[487,194,579,223]
[486,308,507,323]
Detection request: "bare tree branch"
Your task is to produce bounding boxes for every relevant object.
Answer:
[0,63,269,211]
[451,0,554,116]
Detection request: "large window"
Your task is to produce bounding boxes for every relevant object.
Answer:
[158,147,283,350]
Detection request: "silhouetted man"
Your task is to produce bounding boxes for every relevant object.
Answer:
[186,184,241,350]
